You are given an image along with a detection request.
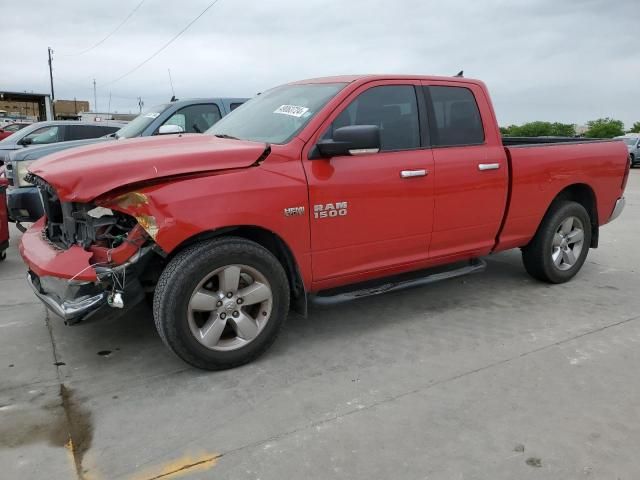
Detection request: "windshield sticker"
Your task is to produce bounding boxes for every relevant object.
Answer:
[273,105,309,118]
[143,112,161,119]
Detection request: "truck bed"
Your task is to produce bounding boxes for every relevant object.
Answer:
[495,138,628,252]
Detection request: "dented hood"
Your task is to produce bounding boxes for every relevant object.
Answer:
[28,134,268,202]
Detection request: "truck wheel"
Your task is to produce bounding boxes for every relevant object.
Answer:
[522,201,591,284]
[153,237,290,370]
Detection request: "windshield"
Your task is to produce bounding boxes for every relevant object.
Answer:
[621,137,638,146]
[115,104,170,139]
[207,83,346,144]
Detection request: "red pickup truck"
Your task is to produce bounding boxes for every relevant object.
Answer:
[20,75,629,370]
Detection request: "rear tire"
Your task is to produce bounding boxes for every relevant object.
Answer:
[153,237,290,370]
[631,154,636,167]
[522,201,591,283]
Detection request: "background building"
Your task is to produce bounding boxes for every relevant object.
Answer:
[0,91,52,121]
[53,99,90,119]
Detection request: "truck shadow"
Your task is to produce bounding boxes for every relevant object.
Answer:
[51,249,573,381]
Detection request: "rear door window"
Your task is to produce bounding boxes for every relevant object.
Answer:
[426,86,484,146]
[66,125,113,140]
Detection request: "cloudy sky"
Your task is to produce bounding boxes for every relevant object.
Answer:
[2,0,638,127]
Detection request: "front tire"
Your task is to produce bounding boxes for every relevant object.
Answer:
[522,201,591,283]
[153,237,290,370]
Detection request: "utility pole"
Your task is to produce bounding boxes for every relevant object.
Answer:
[47,47,56,118]
[137,97,144,113]
[93,79,97,113]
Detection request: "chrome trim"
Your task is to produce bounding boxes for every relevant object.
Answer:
[27,273,106,320]
[478,163,500,171]
[349,148,379,155]
[400,169,428,178]
[608,197,625,223]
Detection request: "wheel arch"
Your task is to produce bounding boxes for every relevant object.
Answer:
[545,183,599,248]
[169,225,307,316]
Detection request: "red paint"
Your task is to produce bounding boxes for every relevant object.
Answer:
[29,135,268,202]
[19,218,97,281]
[19,75,629,292]
[0,177,9,256]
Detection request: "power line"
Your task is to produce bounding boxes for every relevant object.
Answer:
[103,0,222,87]
[62,0,147,56]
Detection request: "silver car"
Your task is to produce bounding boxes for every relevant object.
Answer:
[616,135,640,167]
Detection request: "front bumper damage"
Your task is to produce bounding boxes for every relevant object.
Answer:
[20,218,151,323]
[27,272,107,322]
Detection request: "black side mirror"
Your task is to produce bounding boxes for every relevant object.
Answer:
[20,137,33,146]
[315,125,381,158]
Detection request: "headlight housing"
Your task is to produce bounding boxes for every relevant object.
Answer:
[12,160,35,187]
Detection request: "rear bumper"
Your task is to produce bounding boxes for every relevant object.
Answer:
[608,197,625,223]
[7,186,44,222]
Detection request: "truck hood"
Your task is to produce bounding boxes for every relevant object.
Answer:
[28,134,268,202]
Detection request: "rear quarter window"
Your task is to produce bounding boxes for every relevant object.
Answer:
[67,125,116,141]
[426,86,484,146]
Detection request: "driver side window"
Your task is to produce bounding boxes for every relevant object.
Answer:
[162,104,222,134]
[322,85,420,152]
[23,126,60,144]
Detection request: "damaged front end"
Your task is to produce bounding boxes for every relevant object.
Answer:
[22,174,158,324]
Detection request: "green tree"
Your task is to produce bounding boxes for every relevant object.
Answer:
[501,121,575,137]
[584,118,625,138]
[629,121,640,133]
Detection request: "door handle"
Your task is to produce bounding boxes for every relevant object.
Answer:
[478,163,500,171]
[400,169,428,178]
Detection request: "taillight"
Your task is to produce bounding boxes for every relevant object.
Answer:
[622,156,630,192]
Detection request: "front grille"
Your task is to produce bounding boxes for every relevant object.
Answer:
[26,174,74,248]
[25,173,139,251]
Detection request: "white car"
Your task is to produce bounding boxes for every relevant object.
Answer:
[615,134,640,167]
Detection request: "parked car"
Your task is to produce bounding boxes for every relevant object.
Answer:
[0,122,30,141]
[6,98,247,222]
[19,74,629,370]
[615,134,640,167]
[0,120,124,165]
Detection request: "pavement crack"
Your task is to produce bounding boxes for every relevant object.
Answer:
[215,313,640,460]
[45,309,95,480]
[139,455,222,480]
[60,384,94,480]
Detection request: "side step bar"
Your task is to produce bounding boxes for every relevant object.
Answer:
[310,258,486,306]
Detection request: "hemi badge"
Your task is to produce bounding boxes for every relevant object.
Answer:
[284,206,305,217]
